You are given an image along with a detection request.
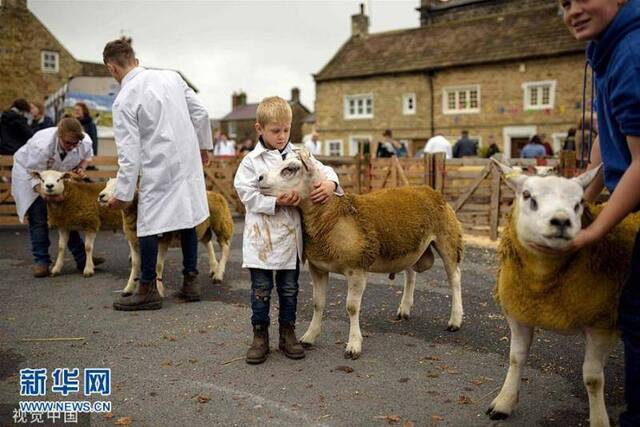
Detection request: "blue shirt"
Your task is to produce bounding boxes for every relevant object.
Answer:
[520,143,546,159]
[587,0,640,192]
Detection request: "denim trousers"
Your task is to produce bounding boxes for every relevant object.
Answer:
[249,260,300,326]
[138,227,198,283]
[619,231,640,427]
[27,197,86,268]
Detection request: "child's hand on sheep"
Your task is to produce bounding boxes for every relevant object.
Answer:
[276,192,300,207]
[309,180,336,204]
[107,197,127,209]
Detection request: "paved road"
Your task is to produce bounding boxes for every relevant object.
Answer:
[0,220,625,426]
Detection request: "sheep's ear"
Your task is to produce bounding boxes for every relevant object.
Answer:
[491,158,527,192]
[29,170,42,181]
[61,172,73,180]
[572,164,602,189]
[298,148,312,172]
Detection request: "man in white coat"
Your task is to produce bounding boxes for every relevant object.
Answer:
[12,118,97,277]
[303,132,322,155]
[423,133,453,159]
[103,39,213,311]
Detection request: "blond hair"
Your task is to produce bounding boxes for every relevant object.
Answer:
[256,96,292,128]
[57,117,84,141]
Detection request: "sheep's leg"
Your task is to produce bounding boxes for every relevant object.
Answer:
[396,269,416,320]
[434,241,463,331]
[82,231,97,277]
[205,240,219,281]
[155,242,168,298]
[300,264,329,347]
[487,315,534,420]
[213,241,230,283]
[50,229,69,276]
[122,240,139,296]
[583,328,616,427]
[344,269,367,359]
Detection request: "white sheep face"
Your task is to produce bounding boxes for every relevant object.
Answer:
[98,178,117,206]
[495,160,601,251]
[30,170,71,196]
[258,150,318,199]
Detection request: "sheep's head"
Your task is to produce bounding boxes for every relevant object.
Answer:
[494,159,601,252]
[98,178,117,206]
[30,170,71,196]
[258,149,322,200]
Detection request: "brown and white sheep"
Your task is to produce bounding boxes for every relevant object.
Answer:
[30,170,122,277]
[488,160,640,427]
[257,150,464,359]
[98,178,234,296]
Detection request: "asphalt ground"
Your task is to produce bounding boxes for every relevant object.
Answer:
[0,219,626,426]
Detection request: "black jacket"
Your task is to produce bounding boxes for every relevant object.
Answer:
[0,110,33,155]
[79,115,98,155]
[31,115,55,132]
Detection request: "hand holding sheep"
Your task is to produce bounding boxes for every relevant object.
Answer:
[276,192,300,207]
[309,180,336,204]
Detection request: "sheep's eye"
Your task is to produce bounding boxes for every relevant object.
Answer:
[530,198,538,211]
[522,190,531,200]
[280,166,299,177]
[574,200,583,212]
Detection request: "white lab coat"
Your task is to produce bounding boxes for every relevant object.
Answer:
[214,139,236,156]
[303,139,322,155]
[234,142,341,270]
[12,127,93,223]
[423,135,453,159]
[112,67,214,237]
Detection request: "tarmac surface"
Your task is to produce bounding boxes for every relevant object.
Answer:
[0,219,626,426]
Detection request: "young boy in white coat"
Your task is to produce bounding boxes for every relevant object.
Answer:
[234,97,341,364]
[102,39,213,311]
[12,117,96,277]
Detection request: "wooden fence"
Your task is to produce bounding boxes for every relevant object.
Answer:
[0,153,569,240]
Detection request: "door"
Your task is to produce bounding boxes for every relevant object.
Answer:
[511,137,530,158]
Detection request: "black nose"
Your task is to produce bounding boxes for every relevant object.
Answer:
[46,184,54,189]
[550,217,571,231]
[258,175,264,182]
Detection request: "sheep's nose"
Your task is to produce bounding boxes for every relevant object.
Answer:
[550,217,572,231]
[258,174,264,182]
[45,184,54,190]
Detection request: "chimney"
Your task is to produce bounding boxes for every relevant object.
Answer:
[351,3,369,38]
[3,0,28,9]
[290,87,300,103]
[232,91,247,109]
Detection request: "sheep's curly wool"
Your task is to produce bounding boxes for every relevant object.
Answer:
[496,203,640,331]
[302,185,463,271]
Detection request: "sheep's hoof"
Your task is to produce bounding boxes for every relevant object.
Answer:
[344,350,361,360]
[212,277,223,284]
[446,324,460,332]
[83,271,94,278]
[300,341,314,349]
[486,409,509,420]
[121,291,133,297]
[396,312,410,321]
[50,270,61,277]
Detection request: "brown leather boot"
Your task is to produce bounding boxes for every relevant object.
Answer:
[246,324,270,364]
[279,323,305,359]
[173,271,201,302]
[32,264,49,278]
[113,280,162,311]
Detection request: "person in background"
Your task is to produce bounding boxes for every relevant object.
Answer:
[213,133,236,156]
[520,134,547,159]
[30,102,54,132]
[0,98,34,155]
[452,130,478,158]
[486,135,501,158]
[540,133,554,156]
[74,102,98,157]
[237,138,255,157]
[423,133,452,159]
[375,129,400,158]
[303,132,322,155]
[563,127,578,151]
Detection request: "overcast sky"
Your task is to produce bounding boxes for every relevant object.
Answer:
[29,0,419,119]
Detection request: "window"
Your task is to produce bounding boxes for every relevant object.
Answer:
[326,140,343,156]
[523,81,556,110]
[349,135,372,156]
[442,85,480,114]
[227,122,236,138]
[344,94,373,119]
[41,50,59,73]
[402,93,416,115]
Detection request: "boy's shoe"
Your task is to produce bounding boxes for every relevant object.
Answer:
[246,324,270,364]
[113,280,162,311]
[32,264,49,278]
[279,324,305,359]
[173,271,201,302]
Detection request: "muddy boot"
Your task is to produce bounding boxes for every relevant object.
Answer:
[113,280,162,311]
[32,263,49,278]
[279,323,305,359]
[173,271,201,302]
[246,324,270,364]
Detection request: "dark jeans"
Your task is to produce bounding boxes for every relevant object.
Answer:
[249,260,300,326]
[27,197,86,268]
[138,227,198,283]
[619,232,640,427]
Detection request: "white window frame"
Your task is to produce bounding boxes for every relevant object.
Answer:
[552,132,567,153]
[442,85,480,115]
[522,80,556,110]
[348,135,372,156]
[227,122,237,138]
[41,50,59,73]
[402,93,416,115]
[326,139,344,157]
[344,94,374,120]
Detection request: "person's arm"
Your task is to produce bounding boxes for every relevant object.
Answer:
[179,74,214,151]
[111,106,141,203]
[572,135,640,250]
[583,136,604,202]
[16,116,34,143]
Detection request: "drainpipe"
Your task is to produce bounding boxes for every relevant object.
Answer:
[427,70,435,136]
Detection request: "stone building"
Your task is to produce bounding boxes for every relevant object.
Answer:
[314,0,589,158]
[219,88,312,144]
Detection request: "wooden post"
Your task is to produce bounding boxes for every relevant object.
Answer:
[559,150,577,178]
[433,152,445,193]
[489,163,501,240]
[362,154,371,192]
[424,152,432,187]
[356,154,362,194]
